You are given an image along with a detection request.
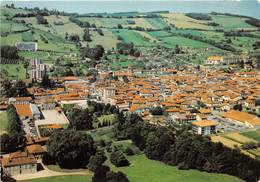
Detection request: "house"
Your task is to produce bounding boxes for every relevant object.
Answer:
[1,152,37,176]
[14,104,33,120]
[9,97,32,105]
[205,55,224,65]
[192,120,217,135]
[16,42,37,51]
[26,144,46,159]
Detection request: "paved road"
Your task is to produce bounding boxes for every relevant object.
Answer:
[13,160,92,181]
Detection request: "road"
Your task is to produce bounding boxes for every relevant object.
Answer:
[13,160,92,181]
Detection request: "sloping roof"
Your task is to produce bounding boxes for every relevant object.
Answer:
[224,110,260,126]
[14,104,33,118]
[192,120,217,127]
[26,144,46,154]
[1,156,37,167]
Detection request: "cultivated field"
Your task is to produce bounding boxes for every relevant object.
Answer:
[162,13,212,30]
[241,129,260,142]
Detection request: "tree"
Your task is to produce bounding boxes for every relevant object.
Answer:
[0,79,12,97]
[83,28,92,42]
[1,46,19,59]
[81,45,104,60]
[106,171,129,182]
[233,103,242,111]
[117,24,123,29]
[150,107,163,115]
[88,150,107,171]
[36,14,48,24]
[69,34,80,42]
[110,148,129,167]
[92,165,110,182]
[67,108,93,130]
[12,80,29,97]
[0,106,26,153]
[175,44,181,54]
[41,74,52,88]
[47,129,96,168]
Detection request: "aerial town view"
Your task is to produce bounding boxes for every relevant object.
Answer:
[0,0,259,182]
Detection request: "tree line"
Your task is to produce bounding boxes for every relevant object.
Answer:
[0,105,26,153]
[115,113,260,182]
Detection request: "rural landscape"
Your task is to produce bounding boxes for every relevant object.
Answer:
[0,1,260,182]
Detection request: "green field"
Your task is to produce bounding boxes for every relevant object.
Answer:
[0,111,8,135]
[145,18,168,29]
[20,175,91,182]
[241,129,260,142]
[112,29,156,47]
[117,154,244,182]
[161,36,212,48]
[211,15,256,30]
[1,64,26,80]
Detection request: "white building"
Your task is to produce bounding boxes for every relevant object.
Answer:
[192,120,217,135]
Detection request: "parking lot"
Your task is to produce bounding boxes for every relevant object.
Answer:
[209,111,249,133]
[22,119,38,138]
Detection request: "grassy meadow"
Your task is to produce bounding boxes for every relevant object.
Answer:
[117,154,244,182]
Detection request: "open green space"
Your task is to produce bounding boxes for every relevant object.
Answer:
[1,63,26,80]
[241,129,260,142]
[161,36,212,48]
[117,154,244,182]
[94,114,117,128]
[145,18,168,29]
[112,29,156,47]
[20,175,91,182]
[211,15,256,30]
[0,111,8,135]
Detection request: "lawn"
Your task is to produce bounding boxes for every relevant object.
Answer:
[20,175,91,182]
[241,129,260,142]
[1,64,26,80]
[88,126,115,142]
[0,111,8,135]
[117,154,244,182]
